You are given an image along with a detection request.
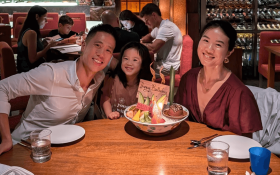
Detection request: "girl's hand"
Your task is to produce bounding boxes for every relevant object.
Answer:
[108,111,120,120]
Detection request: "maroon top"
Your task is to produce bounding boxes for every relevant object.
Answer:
[174,67,263,135]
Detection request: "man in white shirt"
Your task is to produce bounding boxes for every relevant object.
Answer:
[0,24,118,155]
[140,3,182,77]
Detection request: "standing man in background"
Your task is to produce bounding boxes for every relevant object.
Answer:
[140,3,182,77]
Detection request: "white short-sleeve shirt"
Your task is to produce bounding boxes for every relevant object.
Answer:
[151,19,182,72]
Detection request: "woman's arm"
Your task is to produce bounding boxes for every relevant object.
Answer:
[0,113,12,155]
[24,30,57,64]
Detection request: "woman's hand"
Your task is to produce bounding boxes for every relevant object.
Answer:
[107,111,120,120]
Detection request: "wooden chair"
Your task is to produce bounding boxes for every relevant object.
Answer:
[65,13,86,34]
[155,35,193,87]
[258,31,280,87]
[0,41,29,131]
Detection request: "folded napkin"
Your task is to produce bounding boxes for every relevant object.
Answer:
[0,164,34,175]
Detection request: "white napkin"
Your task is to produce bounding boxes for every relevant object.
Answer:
[0,164,34,175]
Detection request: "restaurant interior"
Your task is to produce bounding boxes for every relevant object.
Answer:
[0,0,280,174]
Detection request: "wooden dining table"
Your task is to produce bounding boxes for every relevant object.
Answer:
[264,46,280,88]
[1,118,280,174]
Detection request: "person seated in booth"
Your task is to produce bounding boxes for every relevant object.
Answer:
[48,15,79,44]
[101,10,140,53]
[17,5,59,73]
[174,20,262,138]
[119,10,149,39]
[101,42,152,119]
[0,24,118,155]
[139,3,182,77]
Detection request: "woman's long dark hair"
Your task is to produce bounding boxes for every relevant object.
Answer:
[112,41,153,88]
[119,10,143,23]
[19,5,47,40]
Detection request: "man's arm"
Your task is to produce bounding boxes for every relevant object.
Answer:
[143,39,165,53]
[0,65,54,155]
[140,33,154,43]
[0,113,12,155]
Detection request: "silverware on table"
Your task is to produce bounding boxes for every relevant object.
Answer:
[18,142,32,150]
[188,134,220,149]
[190,134,218,145]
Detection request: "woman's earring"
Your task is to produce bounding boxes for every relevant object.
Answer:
[224,58,229,63]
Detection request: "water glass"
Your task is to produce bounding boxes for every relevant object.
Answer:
[206,141,230,175]
[30,129,52,163]
[249,147,271,175]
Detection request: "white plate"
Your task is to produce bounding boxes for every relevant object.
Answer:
[212,135,262,159]
[48,125,85,144]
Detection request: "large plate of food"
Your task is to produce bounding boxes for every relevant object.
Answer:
[124,92,189,136]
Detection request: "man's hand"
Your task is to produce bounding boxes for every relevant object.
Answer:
[0,114,13,155]
[107,111,120,120]
[0,137,12,155]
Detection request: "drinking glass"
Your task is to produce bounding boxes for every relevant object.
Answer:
[249,147,271,175]
[30,129,52,163]
[206,141,230,175]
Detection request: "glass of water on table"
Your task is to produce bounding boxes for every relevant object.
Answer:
[206,141,230,175]
[30,129,52,163]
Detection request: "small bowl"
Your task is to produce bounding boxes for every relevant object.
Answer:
[124,103,189,136]
[162,104,189,120]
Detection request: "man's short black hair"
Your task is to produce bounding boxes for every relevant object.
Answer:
[140,3,161,17]
[59,15,74,26]
[85,24,118,46]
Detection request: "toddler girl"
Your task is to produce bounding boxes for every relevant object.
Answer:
[101,41,152,119]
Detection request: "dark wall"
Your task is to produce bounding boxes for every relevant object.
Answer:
[186,0,200,68]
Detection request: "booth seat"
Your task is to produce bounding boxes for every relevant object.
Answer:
[0,13,10,24]
[66,13,86,34]
[0,25,11,46]
[155,35,193,87]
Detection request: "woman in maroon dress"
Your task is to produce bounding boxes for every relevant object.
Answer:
[175,20,262,137]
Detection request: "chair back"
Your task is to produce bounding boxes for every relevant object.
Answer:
[0,13,10,24]
[14,17,26,39]
[0,41,17,79]
[43,13,59,30]
[65,13,86,33]
[258,31,280,67]
[12,12,27,37]
[0,25,11,46]
[179,35,193,77]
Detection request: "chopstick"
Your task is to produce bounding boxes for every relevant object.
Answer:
[201,135,220,147]
[18,142,32,150]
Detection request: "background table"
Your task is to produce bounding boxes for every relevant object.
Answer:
[1,118,280,174]
[264,46,280,88]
